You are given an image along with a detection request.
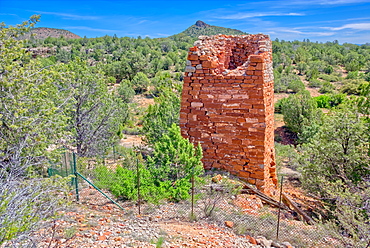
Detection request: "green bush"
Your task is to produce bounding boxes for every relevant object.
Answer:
[323,65,334,74]
[340,79,368,95]
[147,124,203,183]
[118,79,135,103]
[274,73,303,93]
[308,79,322,88]
[329,93,347,107]
[314,95,332,108]
[318,73,339,82]
[142,84,181,145]
[288,79,305,93]
[319,81,335,94]
[94,124,204,203]
[274,97,288,113]
[364,72,370,82]
[297,109,370,247]
[346,71,359,79]
[131,72,150,94]
[313,94,347,108]
[281,90,322,134]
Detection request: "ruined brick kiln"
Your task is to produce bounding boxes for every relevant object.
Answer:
[180,34,277,194]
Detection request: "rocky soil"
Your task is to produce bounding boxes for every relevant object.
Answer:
[29,186,296,248]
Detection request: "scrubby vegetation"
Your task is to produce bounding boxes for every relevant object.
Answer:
[1,16,369,247]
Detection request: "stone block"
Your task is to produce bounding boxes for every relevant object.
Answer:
[188,54,199,60]
[185,66,196,72]
[199,55,209,60]
[250,55,263,63]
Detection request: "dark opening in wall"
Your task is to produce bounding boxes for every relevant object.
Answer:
[228,44,250,70]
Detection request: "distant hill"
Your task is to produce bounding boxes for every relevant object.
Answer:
[22,27,81,40]
[173,20,247,38]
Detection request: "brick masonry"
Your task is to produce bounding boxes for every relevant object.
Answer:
[180,34,277,194]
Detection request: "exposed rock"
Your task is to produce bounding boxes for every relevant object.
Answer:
[271,241,284,248]
[21,27,81,40]
[225,221,234,228]
[246,235,258,245]
[27,47,56,58]
[256,235,272,247]
[195,20,211,28]
[211,174,223,183]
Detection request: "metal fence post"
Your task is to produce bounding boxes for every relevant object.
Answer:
[276,176,284,240]
[72,152,79,202]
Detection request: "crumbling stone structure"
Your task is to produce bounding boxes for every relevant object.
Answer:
[180,34,277,194]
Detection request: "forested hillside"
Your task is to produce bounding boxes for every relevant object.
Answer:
[1,16,369,247]
[21,27,81,40]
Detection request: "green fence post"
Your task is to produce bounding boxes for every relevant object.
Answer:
[75,172,126,211]
[72,153,79,202]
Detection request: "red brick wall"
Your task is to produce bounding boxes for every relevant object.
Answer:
[180,34,277,194]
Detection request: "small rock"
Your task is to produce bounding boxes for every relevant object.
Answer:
[281,241,294,248]
[113,236,122,241]
[246,235,257,245]
[256,236,272,248]
[212,174,223,183]
[97,235,106,241]
[225,221,234,228]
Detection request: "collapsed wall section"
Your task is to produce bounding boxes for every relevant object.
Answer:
[180,34,277,194]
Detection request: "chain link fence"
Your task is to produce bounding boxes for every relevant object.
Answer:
[49,146,344,248]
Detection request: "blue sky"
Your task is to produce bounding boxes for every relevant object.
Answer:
[1,0,370,44]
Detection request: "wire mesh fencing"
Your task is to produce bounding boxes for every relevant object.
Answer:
[47,149,73,178]
[49,146,343,248]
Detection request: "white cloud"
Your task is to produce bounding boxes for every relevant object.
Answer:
[34,11,100,20]
[218,12,304,20]
[327,22,370,30]
[268,27,335,36]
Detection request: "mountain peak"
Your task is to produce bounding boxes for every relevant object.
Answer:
[171,21,247,38]
[195,20,210,28]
